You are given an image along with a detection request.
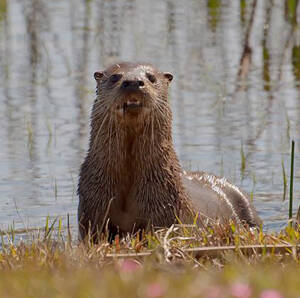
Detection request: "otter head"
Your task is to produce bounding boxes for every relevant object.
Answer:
[93,62,173,131]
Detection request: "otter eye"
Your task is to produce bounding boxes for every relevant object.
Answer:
[146,73,156,84]
[110,74,122,84]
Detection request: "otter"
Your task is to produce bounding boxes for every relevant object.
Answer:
[78,62,261,241]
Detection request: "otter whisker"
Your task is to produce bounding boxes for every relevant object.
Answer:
[91,113,109,152]
[107,116,114,168]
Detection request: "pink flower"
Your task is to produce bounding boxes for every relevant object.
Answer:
[230,282,252,298]
[260,290,284,298]
[146,282,166,298]
[119,259,140,273]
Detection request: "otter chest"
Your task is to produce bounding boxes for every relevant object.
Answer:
[108,189,142,233]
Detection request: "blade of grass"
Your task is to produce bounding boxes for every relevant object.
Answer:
[282,158,287,201]
[240,140,246,174]
[250,172,256,202]
[44,216,58,239]
[296,205,300,224]
[58,217,62,239]
[45,216,49,238]
[289,140,295,226]
[47,216,58,239]
[67,213,72,246]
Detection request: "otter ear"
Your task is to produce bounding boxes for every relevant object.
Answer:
[163,72,173,83]
[94,71,104,81]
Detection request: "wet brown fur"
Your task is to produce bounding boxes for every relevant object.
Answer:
[78,62,261,241]
[78,62,192,240]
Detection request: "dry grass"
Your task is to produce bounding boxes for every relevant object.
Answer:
[0,220,299,297]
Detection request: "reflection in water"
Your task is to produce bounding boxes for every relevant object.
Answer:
[207,0,221,32]
[292,46,300,80]
[0,0,300,237]
[262,1,271,92]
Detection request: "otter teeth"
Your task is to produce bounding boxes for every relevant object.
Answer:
[125,99,141,107]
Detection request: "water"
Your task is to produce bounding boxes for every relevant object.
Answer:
[1,0,300,238]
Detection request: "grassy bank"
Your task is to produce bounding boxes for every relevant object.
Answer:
[0,221,299,298]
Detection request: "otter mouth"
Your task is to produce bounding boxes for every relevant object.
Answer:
[116,93,145,117]
[123,99,142,110]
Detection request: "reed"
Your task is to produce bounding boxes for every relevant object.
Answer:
[282,158,287,201]
[240,140,246,174]
[289,140,295,225]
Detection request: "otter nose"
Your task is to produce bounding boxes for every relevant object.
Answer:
[121,79,145,90]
